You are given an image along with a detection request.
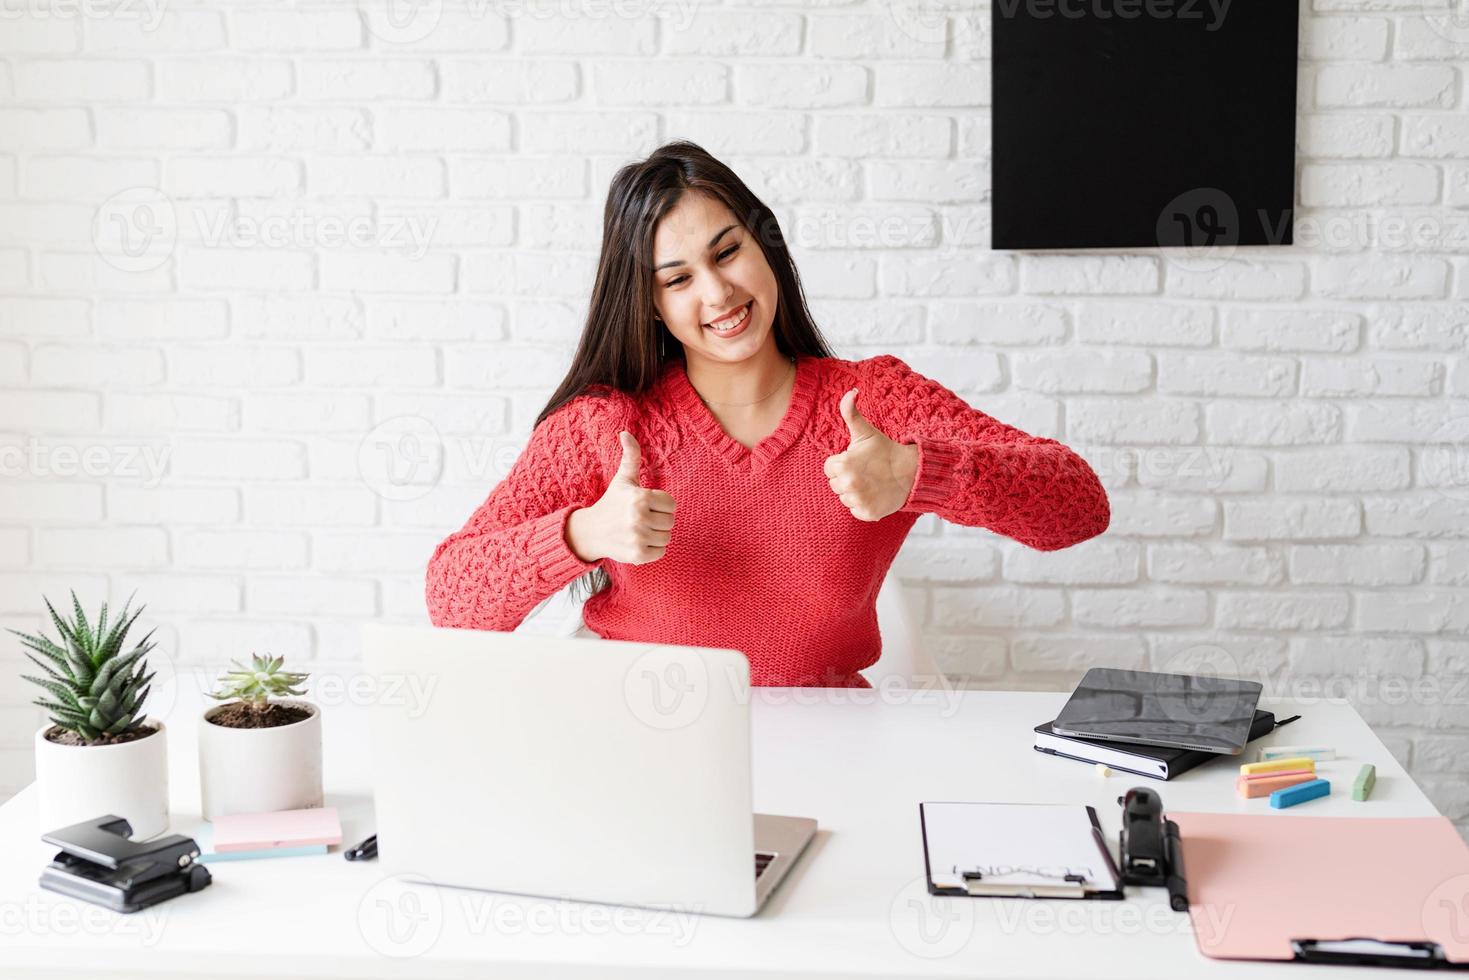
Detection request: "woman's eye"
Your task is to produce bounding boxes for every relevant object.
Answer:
[663,244,740,288]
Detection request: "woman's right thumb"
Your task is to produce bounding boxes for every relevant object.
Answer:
[616,430,641,481]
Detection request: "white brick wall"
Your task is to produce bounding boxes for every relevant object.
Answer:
[0,0,1466,834]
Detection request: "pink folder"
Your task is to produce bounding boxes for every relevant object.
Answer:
[210,806,342,853]
[1171,811,1469,963]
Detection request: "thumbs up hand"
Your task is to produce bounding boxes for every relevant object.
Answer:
[566,430,677,564]
[822,388,920,523]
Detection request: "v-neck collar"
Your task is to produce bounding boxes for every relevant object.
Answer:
[663,354,818,470]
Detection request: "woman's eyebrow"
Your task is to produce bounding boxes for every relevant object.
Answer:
[654,223,738,271]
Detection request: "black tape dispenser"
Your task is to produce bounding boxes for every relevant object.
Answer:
[38,814,212,914]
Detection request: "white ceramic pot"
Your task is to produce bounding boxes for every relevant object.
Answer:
[34,719,169,840]
[198,699,323,819]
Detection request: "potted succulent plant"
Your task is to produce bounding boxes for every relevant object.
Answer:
[11,590,169,839]
[198,653,323,819]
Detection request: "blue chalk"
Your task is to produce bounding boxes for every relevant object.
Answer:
[1270,778,1330,809]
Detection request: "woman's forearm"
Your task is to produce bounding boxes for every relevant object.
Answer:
[425,503,598,631]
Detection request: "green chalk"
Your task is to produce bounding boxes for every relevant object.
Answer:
[1352,763,1376,801]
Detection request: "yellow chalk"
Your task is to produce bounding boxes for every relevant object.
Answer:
[1240,756,1316,776]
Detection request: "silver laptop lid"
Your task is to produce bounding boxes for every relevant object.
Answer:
[362,623,760,916]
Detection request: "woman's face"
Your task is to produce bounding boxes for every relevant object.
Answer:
[650,190,779,365]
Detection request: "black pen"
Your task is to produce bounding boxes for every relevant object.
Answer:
[1162,819,1187,911]
[344,833,378,861]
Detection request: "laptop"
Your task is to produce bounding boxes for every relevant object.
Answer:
[361,623,817,918]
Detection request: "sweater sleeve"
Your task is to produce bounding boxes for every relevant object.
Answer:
[424,390,627,631]
[861,354,1110,551]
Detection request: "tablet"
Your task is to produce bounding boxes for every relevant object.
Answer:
[1051,668,1264,755]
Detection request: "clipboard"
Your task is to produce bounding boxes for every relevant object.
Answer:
[919,802,1124,900]
[1172,811,1469,970]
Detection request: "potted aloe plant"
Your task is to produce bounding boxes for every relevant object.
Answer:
[11,590,169,839]
[198,653,323,819]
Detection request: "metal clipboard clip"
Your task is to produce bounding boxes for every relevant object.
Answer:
[1291,938,1465,970]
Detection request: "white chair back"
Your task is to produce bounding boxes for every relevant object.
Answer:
[861,572,947,690]
[515,571,947,689]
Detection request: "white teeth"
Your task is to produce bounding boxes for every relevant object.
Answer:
[707,302,749,331]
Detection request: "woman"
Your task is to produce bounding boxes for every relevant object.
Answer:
[424,141,1110,688]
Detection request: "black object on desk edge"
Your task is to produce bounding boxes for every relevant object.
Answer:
[1161,818,1188,912]
[345,833,377,861]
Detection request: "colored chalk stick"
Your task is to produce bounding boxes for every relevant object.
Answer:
[1240,766,1315,781]
[1258,745,1336,763]
[1236,770,1317,799]
[1270,778,1330,809]
[1241,756,1316,777]
[1352,764,1376,802]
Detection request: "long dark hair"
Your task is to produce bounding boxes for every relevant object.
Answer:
[538,139,836,605]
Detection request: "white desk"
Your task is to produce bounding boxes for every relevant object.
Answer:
[0,669,1439,979]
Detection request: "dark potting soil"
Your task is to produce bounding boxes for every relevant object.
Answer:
[208,702,313,729]
[44,722,160,747]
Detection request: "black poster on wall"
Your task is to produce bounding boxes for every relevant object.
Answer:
[992,0,1298,251]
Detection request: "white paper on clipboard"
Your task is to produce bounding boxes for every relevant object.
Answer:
[920,802,1122,896]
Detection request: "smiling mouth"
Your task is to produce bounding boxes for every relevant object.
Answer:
[704,300,752,331]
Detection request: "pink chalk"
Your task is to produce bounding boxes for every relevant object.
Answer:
[1236,770,1317,799]
[1236,768,1316,799]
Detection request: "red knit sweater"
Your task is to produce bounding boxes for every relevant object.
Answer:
[424,353,1110,687]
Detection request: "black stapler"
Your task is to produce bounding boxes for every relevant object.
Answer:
[1117,787,1189,911]
[39,814,212,914]
[1117,787,1168,887]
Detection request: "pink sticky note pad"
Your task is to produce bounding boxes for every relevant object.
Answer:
[210,807,342,853]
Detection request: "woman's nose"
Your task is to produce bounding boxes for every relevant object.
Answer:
[703,274,733,311]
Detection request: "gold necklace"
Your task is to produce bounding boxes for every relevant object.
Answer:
[694,356,796,408]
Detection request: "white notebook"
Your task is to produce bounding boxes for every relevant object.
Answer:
[919,802,1123,900]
